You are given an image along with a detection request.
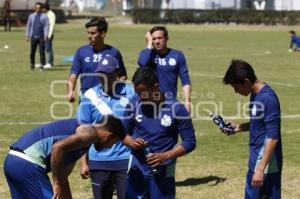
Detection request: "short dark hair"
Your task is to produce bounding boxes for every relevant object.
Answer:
[96,115,125,140]
[290,30,296,35]
[223,59,257,85]
[150,26,168,40]
[44,3,50,10]
[85,17,108,33]
[35,2,43,8]
[132,67,158,88]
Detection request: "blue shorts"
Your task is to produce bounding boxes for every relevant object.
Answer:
[126,167,175,199]
[3,153,53,199]
[245,170,281,199]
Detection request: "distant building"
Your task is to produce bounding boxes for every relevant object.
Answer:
[123,0,300,11]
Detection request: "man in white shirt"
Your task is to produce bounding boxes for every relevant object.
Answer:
[43,3,56,68]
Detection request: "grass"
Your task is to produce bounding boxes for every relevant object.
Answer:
[0,20,300,198]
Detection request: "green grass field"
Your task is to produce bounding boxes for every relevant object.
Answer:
[0,19,300,198]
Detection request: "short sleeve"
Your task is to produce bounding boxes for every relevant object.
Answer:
[77,97,93,124]
[115,50,127,77]
[122,102,136,135]
[70,49,82,76]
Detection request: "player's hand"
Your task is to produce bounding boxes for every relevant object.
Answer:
[252,168,264,187]
[145,32,153,49]
[67,92,75,103]
[52,183,72,199]
[80,163,90,179]
[146,152,168,167]
[220,121,236,136]
[130,138,145,150]
[184,102,191,113]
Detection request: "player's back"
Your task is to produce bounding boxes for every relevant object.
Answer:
[10,119,79,170]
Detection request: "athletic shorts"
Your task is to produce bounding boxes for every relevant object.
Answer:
[245,170,281,199]
[3,151,53,199]
[126,166,175,199]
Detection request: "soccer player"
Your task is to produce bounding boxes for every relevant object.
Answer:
[77,56,136,199]
[67,17,127,103]
[3,116,125,199]
[137,26,192,112]
[222,59,282,199]
[289,30,300,52]
[123,67,196,199]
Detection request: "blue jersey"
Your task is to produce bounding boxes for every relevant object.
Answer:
[248,84,282,173]
[10,119,86,172]
[122,97,196,176]
[290,34,300,49]
[70,44,127,94]
[78,82,136,170]
[138,48,191,98]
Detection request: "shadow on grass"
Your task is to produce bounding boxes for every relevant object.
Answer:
[176,176,226,187]
[44,64,70,71]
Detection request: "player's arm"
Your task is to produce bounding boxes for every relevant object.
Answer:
[137,32,155,67]
[115,50,127,80]
[122,134,145,150]
[67,74,77,103]
[233,122,250,133]
[182,85,191,113]
[67,50,82,103]
[52,163,75,199]
[51,125,98,195]
[147,104,196,167]
[178,52,192,112]
[252,138,278,187]
[145,32,153,49]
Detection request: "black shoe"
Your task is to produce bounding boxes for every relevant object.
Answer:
[30,65,34,70]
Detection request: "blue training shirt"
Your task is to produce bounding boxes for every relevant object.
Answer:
[77,82,136,170]
[248,84,282,173]
[10,119,86,172]
[138,48,191,98]
[122,97,196,176]
[290,34,300,49]
[70,44,127,94]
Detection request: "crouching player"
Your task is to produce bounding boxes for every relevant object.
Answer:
[3,115,125,199]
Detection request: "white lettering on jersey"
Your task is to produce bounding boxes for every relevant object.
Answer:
[85,57,90,62]
[135,115,142,122]
[93,54,103,62]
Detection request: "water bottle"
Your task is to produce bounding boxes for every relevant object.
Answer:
[209,113,235,135]
[143,142,159,174]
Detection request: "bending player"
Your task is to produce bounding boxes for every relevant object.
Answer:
[3,116,125,199]
[222,60,282,199]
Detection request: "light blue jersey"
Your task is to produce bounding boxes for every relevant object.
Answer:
[78,82,136,170]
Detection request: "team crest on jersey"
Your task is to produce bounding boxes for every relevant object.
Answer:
[168,58,176,66]
[119,97,129,107]
[252,104,257,116]
[102,58,108,65]
[161,114,172,127]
